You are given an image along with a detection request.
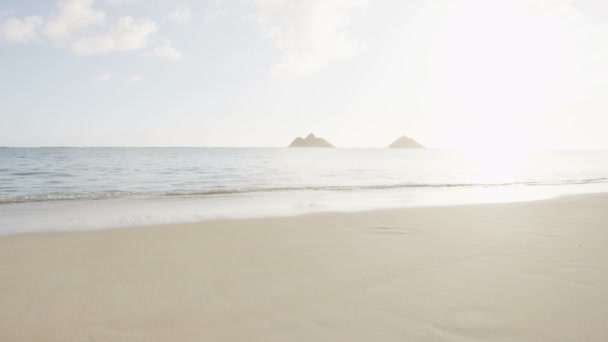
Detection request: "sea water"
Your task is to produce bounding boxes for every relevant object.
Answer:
[1,147,608,235]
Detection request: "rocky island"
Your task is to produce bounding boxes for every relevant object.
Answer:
[388,135,424,148]
[288,133,334,148]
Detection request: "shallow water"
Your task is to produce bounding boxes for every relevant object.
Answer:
[1,147,608,234]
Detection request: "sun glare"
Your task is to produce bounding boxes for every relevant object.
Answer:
[459,148,531,185]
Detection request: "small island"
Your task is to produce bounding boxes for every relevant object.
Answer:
[288,133,334,148]
[388,135,424,148]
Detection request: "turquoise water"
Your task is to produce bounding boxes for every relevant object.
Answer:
[1,148,608,234]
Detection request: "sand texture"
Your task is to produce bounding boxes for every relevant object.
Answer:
[1,195,608,341]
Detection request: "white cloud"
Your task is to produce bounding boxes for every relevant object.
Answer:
[0,16,44,43]
[153,45,183,61]
[255,0,369,75]
[95,73,113,81]
[72,16,157,54]
[43,0,105,41]
[167,5,192,23]
[0,1,170,62]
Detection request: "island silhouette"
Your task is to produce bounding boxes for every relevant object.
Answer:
[287,133,424,148]
[388,136,425,148]
[288,133,334,148]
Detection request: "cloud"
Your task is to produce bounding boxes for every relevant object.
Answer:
[43,0,105,41]
[0,16,44,43]
[0,0,183,64]
[153,45,183,61]
[72,16,157,54]
[255,0,369,75]
[95,73,113,81]
[167,5,192,23]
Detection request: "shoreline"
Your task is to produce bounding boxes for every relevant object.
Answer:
[0,191,590,238]
[2,194,608,341]
[3,184,608,237]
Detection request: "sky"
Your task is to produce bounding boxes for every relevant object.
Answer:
[1,0,607,149]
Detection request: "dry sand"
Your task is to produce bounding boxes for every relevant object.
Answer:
[1,194,608,341]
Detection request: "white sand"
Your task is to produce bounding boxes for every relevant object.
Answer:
[1,194,608,341]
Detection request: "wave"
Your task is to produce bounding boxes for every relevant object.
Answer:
[9,171,73,177]
[2,177,608,205]
[527,177,608,186]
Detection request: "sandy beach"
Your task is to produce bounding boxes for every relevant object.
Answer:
[1,194,608,341]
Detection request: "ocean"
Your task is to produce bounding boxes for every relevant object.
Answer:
[1,147,608,235]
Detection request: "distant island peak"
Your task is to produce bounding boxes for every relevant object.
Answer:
[289,133,334,148]
[389,136,424,148]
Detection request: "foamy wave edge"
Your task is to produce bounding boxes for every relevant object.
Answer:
[2,178,608,204]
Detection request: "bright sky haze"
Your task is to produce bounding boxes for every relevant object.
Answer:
[1,0,607,149]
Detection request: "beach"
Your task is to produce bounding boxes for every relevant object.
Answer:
[1,194,607,341]
[4,0,608,340]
